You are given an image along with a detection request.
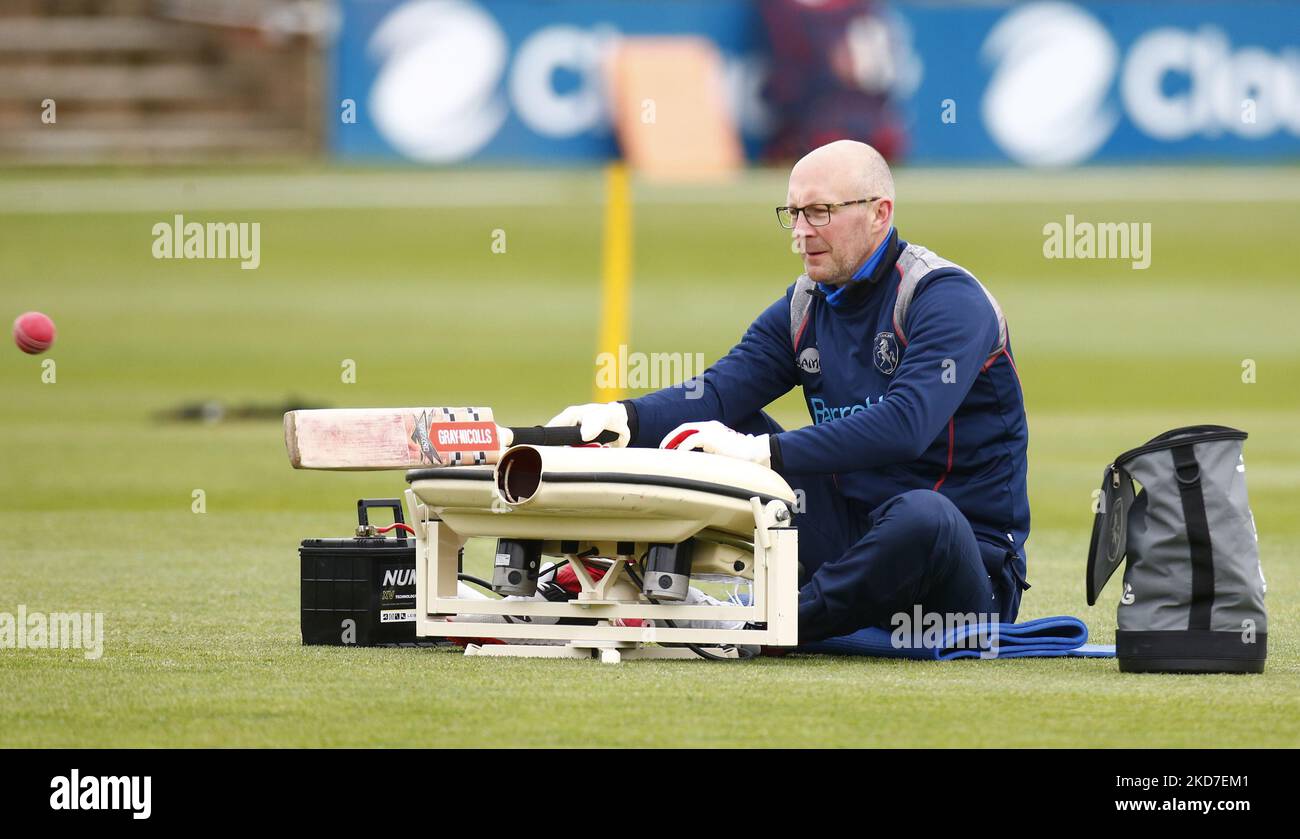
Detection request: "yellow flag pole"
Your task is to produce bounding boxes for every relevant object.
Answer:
[595,163,632,402]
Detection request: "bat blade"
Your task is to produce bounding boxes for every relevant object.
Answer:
[285,407,499,470]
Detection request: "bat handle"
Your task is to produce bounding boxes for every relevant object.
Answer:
[506,426,619,447]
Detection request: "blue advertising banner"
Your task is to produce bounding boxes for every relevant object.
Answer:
[903,1,1300,165]
[333,0,769,163]
[331,0,1300,166]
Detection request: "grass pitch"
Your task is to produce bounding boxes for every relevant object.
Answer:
[1,166,1297,747]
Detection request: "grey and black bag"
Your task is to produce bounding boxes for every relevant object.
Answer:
[1087,425,1267,673]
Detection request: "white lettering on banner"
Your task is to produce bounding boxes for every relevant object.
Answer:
[983,2,1300,166]
[1122,25,1300,141]
[510,24,612,138]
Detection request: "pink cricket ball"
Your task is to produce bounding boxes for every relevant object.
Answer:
[13,311,56,355]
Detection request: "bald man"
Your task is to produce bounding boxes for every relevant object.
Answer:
[548,141,1030,645]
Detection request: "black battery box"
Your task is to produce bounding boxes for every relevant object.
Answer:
[300,498,438,647]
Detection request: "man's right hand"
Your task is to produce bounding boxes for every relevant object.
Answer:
[545,402,631,448]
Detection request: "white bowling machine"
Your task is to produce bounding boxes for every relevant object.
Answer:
[404,445,800,663]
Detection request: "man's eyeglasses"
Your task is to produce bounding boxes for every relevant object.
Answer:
[776,197,881,229]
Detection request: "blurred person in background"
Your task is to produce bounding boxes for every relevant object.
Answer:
[759,0,911,162]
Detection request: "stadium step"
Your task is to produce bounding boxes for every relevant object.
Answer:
[0,65,250,104]
[0,127,311,162]
[0,9,320,163]
[0,16,205,54]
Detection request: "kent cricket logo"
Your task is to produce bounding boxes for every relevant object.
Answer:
[50,770,151,819]
[873,332,899,374]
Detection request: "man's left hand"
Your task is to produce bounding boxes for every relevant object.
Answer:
[659,421,771,468]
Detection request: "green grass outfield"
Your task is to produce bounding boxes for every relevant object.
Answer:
[1,165,1297,747]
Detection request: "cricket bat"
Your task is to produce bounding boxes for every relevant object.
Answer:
[284,407,617,470]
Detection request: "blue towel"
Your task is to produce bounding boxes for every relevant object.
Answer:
[798,615,1116,660]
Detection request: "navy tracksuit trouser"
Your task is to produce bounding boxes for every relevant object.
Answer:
[734,412,1021,645]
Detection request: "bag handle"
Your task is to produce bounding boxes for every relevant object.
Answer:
[1115,425,1246,466]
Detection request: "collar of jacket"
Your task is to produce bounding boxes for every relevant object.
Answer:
[817,227,901,310]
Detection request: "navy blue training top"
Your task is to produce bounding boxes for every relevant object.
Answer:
[625,229,1031,569]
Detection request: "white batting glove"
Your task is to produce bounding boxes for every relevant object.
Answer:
[545,401,631,448]
[659,420,771,467]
